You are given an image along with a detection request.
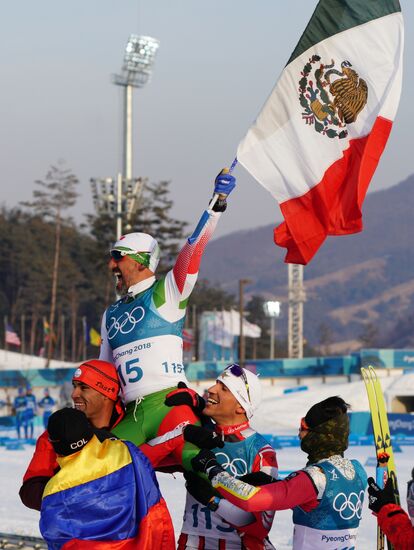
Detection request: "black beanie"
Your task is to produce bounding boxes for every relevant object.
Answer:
[304,396,349,429]
[301,396,350,464]
[48,408,93,456]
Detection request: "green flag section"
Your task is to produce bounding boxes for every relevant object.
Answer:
[288,0,402,64]
[237,0,403,264]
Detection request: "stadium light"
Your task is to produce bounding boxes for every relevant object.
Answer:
[239,279,252,368]
[263,300,281,359]
[113,35,160,88]
[111,34,160,199]
[90,34,159,243]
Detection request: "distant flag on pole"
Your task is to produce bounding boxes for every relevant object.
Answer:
[89,327,102,347]
[237,0,404,264]
[43,318,51,342]
[182,329,193,351]
[5,324,21,347]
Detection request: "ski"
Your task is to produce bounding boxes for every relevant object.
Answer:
[361,366,400,550]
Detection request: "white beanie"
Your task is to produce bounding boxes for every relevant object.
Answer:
[216,365,262,419]
[111,232,160,273]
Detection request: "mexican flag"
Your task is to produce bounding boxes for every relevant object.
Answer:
[237,0,404,264]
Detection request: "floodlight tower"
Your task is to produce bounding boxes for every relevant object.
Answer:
[263,300,281,359]
[90,35,160,241]
[112,34,160,184]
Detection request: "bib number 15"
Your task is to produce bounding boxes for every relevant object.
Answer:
[117,358,143,387]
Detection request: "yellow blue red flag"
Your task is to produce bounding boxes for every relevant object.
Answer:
[40,436,174,549]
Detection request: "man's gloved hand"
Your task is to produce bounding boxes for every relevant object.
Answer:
[214,169,236,197]
[164,382,206,416]
[191,449,224,479]
[239,471,276,486]
[211,169,236,212]
[184,471,220,506]
[183,424,224,449]
[368,477,395,514]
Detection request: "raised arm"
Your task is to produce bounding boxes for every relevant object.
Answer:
[161,169,236,307]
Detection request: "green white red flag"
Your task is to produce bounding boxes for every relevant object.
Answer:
[237,0,404,264]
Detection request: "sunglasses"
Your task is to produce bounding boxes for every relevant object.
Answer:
[110,250,128,262]
[110,250,151,267]
[225,364,251,403]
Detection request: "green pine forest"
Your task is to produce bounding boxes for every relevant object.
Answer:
[0,164,295,363]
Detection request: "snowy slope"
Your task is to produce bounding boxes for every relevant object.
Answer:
[1,373,412,549]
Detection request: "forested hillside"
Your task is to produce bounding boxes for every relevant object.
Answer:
[200,175,414,350]
[3,170,413,359]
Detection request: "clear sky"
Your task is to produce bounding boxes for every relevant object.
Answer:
[1,1,413,239]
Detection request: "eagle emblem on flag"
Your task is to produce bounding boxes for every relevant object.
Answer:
[299,55,368,139]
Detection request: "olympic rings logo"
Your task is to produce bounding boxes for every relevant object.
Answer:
[215,452,248,477]
[333,491,364,520]
[107,307,145,340]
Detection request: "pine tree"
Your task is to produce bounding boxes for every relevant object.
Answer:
[87,179,188,278]
[21,161,79,366]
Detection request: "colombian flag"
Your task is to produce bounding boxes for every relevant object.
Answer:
[40,436,174,549]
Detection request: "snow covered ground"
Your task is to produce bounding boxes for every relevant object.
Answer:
[1,373,412,549]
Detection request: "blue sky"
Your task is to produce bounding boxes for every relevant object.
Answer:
[1,0,412,238]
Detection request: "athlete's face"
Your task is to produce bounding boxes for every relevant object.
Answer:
[203,380,246,425]
[108,254,148,293]
[71,381,108,427]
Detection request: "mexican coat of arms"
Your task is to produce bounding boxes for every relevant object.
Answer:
[299,54,368,139]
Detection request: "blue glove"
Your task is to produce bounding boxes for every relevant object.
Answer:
[214,169,236,197]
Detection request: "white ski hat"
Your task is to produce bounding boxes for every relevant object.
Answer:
[216,364,262,419]
[111,232,160,273]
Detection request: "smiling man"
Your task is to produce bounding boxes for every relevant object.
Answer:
[71,360,120,427]
[99,170,236,470]
[39,408,174,549]
[178,364,278,549]
[19,359,124,511]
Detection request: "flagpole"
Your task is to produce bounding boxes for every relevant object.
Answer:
[213,308,218,361]
[238,279,252,368]
[3,315,8,360]
[82,316,87,361]
[42,317,47,359]
[230,309,234,362]
[61,314,65,361]
[21,315,25,356]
